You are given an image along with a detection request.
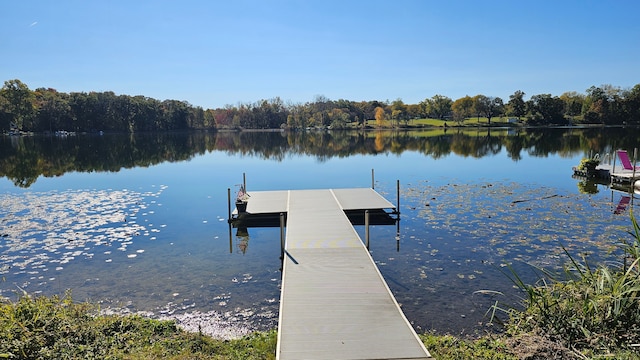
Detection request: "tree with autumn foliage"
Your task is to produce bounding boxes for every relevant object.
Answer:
[452,96,474,124]
[374,106,386,127]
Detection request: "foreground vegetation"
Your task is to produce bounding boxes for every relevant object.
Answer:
[1,291,633,360]
[0,291,519,359]
[4,214,640,359]
[0,291,277,359]
[496,213,640,359]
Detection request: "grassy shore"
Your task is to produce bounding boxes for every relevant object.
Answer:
[361,116,516,128]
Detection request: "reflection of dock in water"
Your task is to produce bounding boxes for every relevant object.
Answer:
[573,169,639,215]
[228,186,432,360]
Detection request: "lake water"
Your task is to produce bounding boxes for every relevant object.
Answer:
[1,128,638,338]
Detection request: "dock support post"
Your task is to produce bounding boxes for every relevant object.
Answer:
[243,173,246,192]
[396,180,400,215]
[227,188,233,253]
[280,213,285,259]
[365,210,370,250]
[371,169,375,189]
[227,188,232,221]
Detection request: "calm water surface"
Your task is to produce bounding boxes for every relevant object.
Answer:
[1,129,638,337]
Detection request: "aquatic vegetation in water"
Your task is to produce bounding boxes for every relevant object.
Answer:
[389,179,636,334]
[0,186,167,293]
[404,180,629,269]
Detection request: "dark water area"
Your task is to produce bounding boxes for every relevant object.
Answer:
[1,127,639,338]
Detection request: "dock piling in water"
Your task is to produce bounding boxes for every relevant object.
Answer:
[227,188,231,222]
[371,168,375,189]
[396,179,401,215]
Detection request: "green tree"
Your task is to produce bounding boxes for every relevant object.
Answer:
[623,84,640,125]
[505,90,526,119]
[527,94,566,124]
[473,95,503,124]
[34,88,72,132]
[421,95,452,120]
[406,104,421,121]
[390,98,407,126]
[489,97,504,122]
[0,79,35,131]
[0,92,10,131]
[188,106,206,129]
[472,95,488,121]
[203,109,216,128]
[559,91,584,121]
[328,108,349,128]
[354,101,372,124]
[603,84,626,124]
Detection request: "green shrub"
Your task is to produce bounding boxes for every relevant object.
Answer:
[499,212,640,354]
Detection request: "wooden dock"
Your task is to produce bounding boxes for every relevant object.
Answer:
[232,188,432,360]
[573,163,640,186]
[572,149,640,187]
[611,170,640,185]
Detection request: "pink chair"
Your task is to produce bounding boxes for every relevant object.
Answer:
[616,150,640,171]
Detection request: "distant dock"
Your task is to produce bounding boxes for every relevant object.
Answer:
[573,164,640,184]
[229,187,433,360]
[572,149,640,189]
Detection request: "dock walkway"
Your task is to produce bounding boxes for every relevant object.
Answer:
[237,188,432,360]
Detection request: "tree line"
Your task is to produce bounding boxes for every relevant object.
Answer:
[2,79,640,133]
[0,79,215,133]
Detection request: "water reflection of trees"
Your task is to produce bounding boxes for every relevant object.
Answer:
[1,128,639,188]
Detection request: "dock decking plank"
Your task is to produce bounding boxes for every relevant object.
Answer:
[332,188,396,211]
[244,190,289,214]
[284,189,362,249]
[276,189,432,360]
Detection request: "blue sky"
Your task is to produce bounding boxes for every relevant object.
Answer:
[2,1,639,108]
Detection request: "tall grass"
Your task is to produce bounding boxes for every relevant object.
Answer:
[498,212,640,353]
